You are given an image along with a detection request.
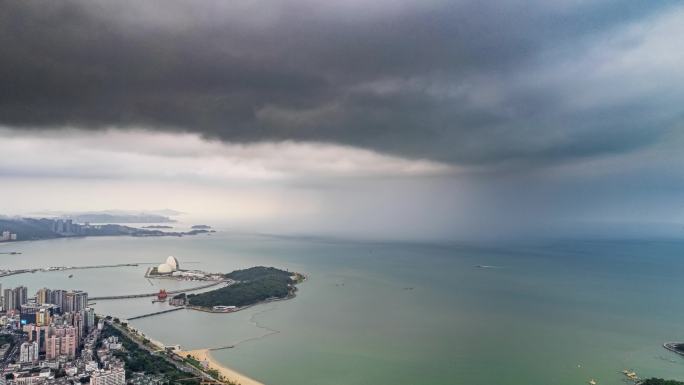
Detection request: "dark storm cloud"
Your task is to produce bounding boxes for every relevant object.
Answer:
[0,0,681,165]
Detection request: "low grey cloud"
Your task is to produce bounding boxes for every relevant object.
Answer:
[0,128,455,181]
[2,0,682,166]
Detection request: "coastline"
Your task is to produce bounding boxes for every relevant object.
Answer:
[179,348,265,385]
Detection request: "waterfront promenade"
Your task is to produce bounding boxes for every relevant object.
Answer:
[106,320,221,383]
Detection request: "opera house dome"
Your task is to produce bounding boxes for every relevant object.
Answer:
[157,263,173,274]
[166,256,180,271]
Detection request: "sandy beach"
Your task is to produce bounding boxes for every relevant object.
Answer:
[178,349,265,385]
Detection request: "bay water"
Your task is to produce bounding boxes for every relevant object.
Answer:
[2,233,684,384]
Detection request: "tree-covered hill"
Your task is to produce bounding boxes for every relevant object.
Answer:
[189,266,300,308]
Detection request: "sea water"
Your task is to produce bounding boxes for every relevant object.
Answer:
[2,234,684,385]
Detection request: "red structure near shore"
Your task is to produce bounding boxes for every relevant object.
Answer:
[157,289,168,300]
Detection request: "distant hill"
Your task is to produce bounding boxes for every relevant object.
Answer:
[66,213,176,223]
[0,216,205,241]
[0,217,60,240]
[188,266,302,308]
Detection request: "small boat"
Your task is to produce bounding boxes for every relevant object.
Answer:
[68,274,73,278]
[588,379,597,385]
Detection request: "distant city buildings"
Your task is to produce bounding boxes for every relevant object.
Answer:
[51,219,86,236]
[0,230,18,242]
[1,218,92,243]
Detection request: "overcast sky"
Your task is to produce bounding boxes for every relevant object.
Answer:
[1,0,683,240]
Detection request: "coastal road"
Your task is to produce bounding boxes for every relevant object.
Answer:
[107,321,220,383]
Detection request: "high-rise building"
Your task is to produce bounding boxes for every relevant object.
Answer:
[90,367,125,385]
[72,311,85,343]
[85,307,95,331]
[45,335,58,360]
[36,308,52,326]
[3,288,14,312]
[50,290,67,312]
[36,288,52,305]
[19,341,39,364]
[45,325,77,359]
[14,286,28,310]
[64,290,88,313]
[20,303,42,325]
[24,324,48,354]
[52,219,65,234]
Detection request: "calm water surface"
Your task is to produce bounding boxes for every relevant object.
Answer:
[1,234,684,385]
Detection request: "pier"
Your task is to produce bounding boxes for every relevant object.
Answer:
[0,263,141,278]
[209,345,234,351]
[0,269,37,278]
[127,306,186,320]
[90,280,227,300]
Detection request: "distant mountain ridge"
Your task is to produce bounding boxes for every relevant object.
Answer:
[65,213,176,223]
[29,209,183,223]
[0,216,207,241]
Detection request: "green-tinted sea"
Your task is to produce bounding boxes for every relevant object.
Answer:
[2,233,684,385]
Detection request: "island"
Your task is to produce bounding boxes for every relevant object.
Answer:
[191,224,212,229]
[142,225,174,229]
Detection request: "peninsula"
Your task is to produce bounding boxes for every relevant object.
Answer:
[0,216,211,242]
[186,266,304,311]
[145,264,304,312]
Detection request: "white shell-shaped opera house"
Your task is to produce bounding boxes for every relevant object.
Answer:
[166,256,180,271]
[157,263,174,274]
[156,256,180,274]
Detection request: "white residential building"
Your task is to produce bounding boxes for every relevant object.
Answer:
[90,367,125,385]
[19,341,39,364]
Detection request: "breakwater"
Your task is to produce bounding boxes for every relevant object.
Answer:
[90,280,225,300]
[127,306,185,320]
